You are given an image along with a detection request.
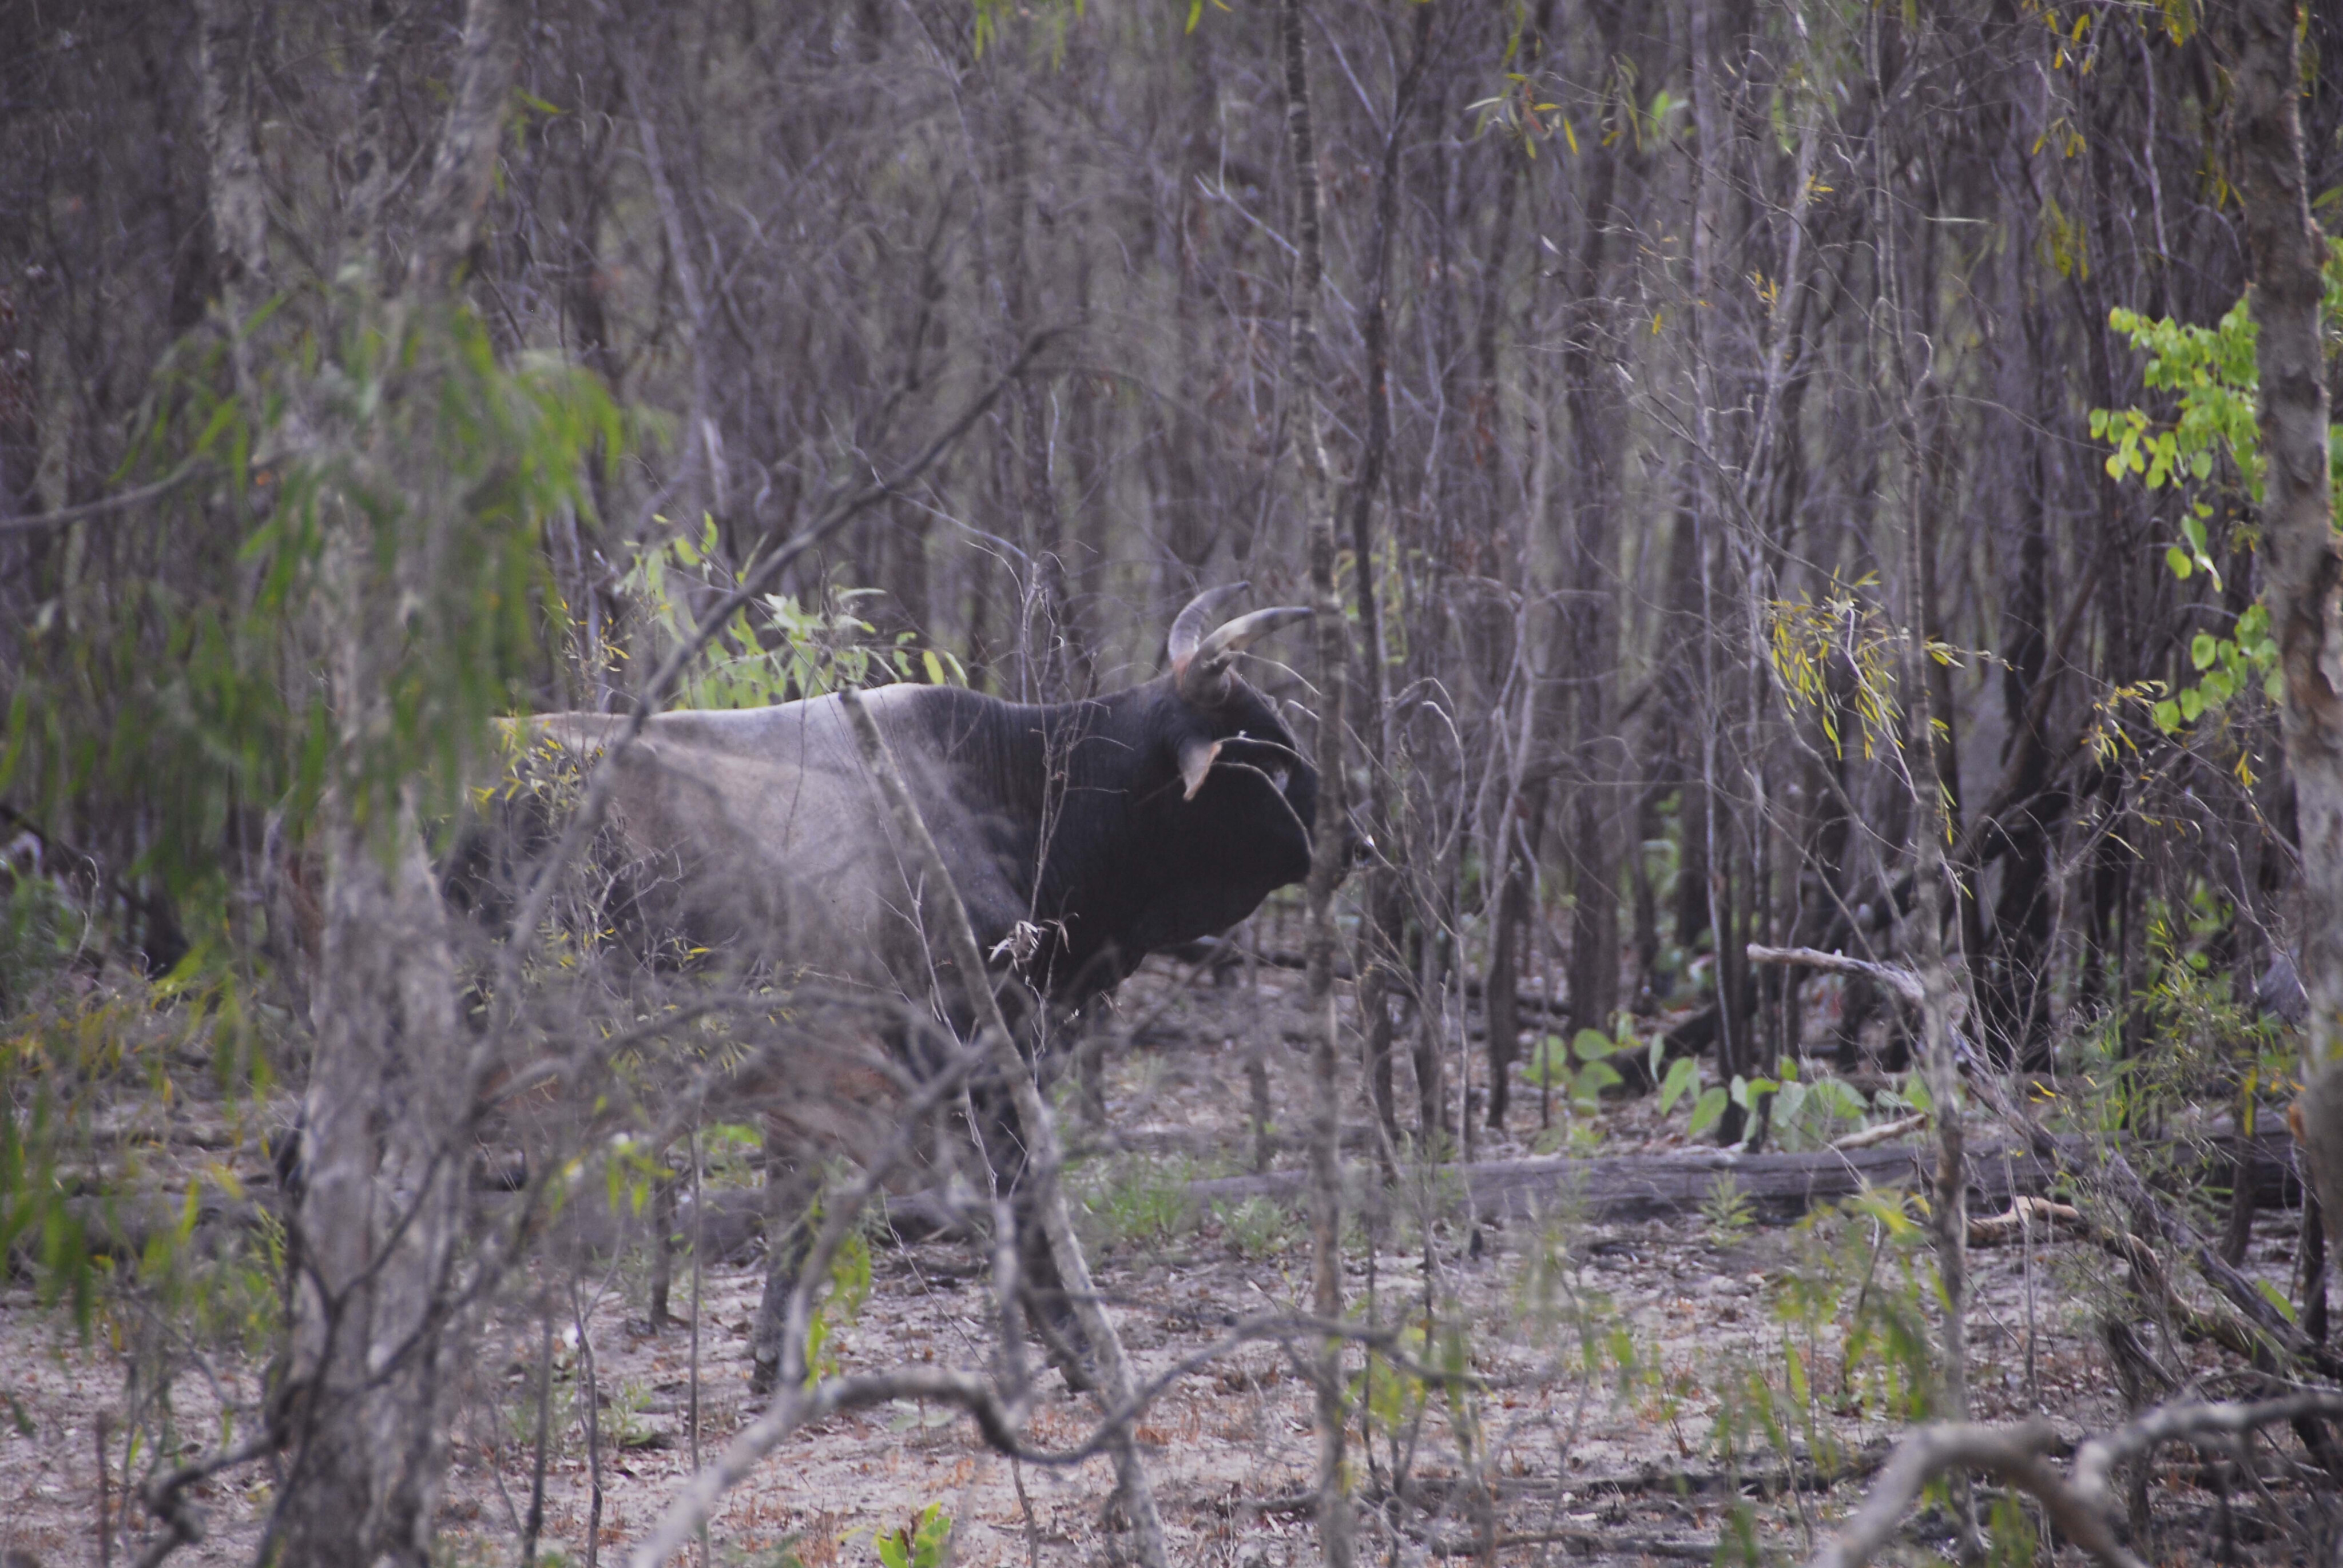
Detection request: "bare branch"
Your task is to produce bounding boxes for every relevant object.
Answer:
[1806,1419,2140,1568]
[1747,944,1925,1008]
[1813,1394,2343,1568]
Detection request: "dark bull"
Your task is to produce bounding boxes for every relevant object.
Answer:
[511,584,1328,1389]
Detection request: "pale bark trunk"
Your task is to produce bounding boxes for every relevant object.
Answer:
[200,0,520,1559]
[279,799,470,1566]
[1278,0,1355,1562]
[194,0,269,308]
[2234,0,2343,1269]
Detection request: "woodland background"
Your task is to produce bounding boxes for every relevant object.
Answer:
[4,1,2343,1565]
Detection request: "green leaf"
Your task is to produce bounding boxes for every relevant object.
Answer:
[1574,1060,1624,1095]
[1658,1056,1700,1115]
[2255,1279,2300,1324]
[2191,632,2218,670]
[2152,698,2182,732]
[1813,1079,1870,1120]
[2166,546,2193,579]
[1524,1034,1570,1088]
[1687,1086,1730,1138]
[1572,1028,1615,1062]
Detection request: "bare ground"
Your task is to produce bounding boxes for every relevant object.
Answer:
[2,957,2332,1567]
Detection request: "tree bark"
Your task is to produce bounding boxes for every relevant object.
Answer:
[2234,0,2343,1271]
[279,799,471,1567]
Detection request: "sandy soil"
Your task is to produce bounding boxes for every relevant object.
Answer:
[1,958,2328,1567]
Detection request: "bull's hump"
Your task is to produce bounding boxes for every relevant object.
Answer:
[523,687,954,763]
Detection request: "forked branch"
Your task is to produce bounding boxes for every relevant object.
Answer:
[1809,1394,2343,1568]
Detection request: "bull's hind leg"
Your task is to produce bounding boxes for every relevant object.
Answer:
[746,1155,821,1396]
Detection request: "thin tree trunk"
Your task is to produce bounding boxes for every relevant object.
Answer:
[1347,2,1429,1171]
[1687,0,1752,1141]
[1870,2,1975,1540]
[2235,0,2343,1271]
[1486,791,1540,1130]
[1278,0,1354,1560]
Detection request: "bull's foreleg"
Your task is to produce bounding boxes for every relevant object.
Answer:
[968,1074,1098,1392]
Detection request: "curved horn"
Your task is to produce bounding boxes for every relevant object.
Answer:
[1167,582,1253,673]
[1177,604,1315,706]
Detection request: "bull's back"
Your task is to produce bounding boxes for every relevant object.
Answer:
[511,690,1018,991]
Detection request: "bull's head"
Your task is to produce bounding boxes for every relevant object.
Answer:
[1164,586,1379,874]
[1142,585,1328,901]
[1165,582,1315,791]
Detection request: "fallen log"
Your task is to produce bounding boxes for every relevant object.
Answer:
[23,1133,2305,1268]
[1192,1141,2040,1226]
[1188,1134,2304,1229]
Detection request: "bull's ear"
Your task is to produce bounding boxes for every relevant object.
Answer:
[1178,736,1221,800]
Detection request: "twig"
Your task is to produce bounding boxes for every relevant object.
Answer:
[1428,1530,1715,1561]
[0,463,206,534]
[123,1427,283,1568]
[1751,944,2333,1380]
[521,1300,552,1568]
[570,1276,605,1568]
[2070,1392,2343,1503]
[689,1127,706,1568]
[1831,1112,1928,1151]
[97,1411,114,1568]
[1967,1196,2083,1247]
